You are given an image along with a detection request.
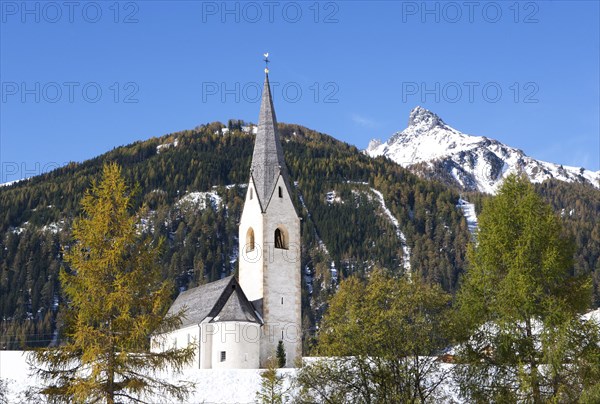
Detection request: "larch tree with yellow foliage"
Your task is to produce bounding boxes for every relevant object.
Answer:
[29,163,195,404]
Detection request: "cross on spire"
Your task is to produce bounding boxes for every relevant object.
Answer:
[263,52,270,73]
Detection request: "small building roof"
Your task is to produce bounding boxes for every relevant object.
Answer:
[167,276,262,328]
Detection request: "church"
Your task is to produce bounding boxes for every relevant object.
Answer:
[153,65,302,369]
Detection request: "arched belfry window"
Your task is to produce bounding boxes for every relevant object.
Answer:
[246,228,255,252]
[274,227,288,250]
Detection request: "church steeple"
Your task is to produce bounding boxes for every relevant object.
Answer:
[250,71,290,211]
[239,59,302,368]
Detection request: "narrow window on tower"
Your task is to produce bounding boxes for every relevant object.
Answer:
[250,188,253,200]
[274,228,288,249]
[220,351,226,362]
[278,186,283,198]
[246,228,255,252]
[281,297,284,305]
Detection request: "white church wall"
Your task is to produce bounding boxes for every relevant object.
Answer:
[153,321,261,370]
[239,180,265,303]
[209,321,261,369]
[200,322,213,369]
[151,324,201,369]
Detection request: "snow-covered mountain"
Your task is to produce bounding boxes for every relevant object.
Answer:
[366,106,600,194]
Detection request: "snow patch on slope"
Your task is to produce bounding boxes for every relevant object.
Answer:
[325,190,343,205]
[370,188,411,274]
[457,198,478,234]
[0,179,24,187]
[582,308,600,324]
[11,222,29,235]
[156,139,179,154]
[42,220,66,234]
[176,191,222,211]
[344,181,411,274]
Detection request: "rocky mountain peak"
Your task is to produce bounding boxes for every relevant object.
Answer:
[366,107,600,194]
[407,106,446,132]
[366,138,382,153]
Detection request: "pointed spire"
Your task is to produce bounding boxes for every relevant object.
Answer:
[250,70,290,211]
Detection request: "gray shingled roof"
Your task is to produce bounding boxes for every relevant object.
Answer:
[215,284,262,322]
[250,73,291,211]
[168,276,262,328]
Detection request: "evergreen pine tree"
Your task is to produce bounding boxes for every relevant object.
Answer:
[29,163,196,404]
[454,174,600,403]
[256,357,286,404]
[276,340,286,368]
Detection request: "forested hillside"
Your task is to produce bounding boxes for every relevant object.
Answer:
[0,123,598,349]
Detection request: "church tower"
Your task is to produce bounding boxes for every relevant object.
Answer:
[238,67,302,368]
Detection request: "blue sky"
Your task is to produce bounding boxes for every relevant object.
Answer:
[1,0,599,182]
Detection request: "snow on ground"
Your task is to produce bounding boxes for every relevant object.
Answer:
[41,220,66,234]
[325,190,342,204]
[0,352,461,403]
[0,351,295,403]
[582,308,600,324]
[221,183,247,190]
[4,315,600,404]
[137,210,157,234]
[457,198,478,234]
[330,261,338,283]
[176,191,222,211]
[0,179,24,187]
[156,139,179,154]
[181,368,296,403]
[0,351,31,402]
[42,223,60,234]
[11,222,29,235]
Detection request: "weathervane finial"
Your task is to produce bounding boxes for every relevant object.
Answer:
[263,52,270,74]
